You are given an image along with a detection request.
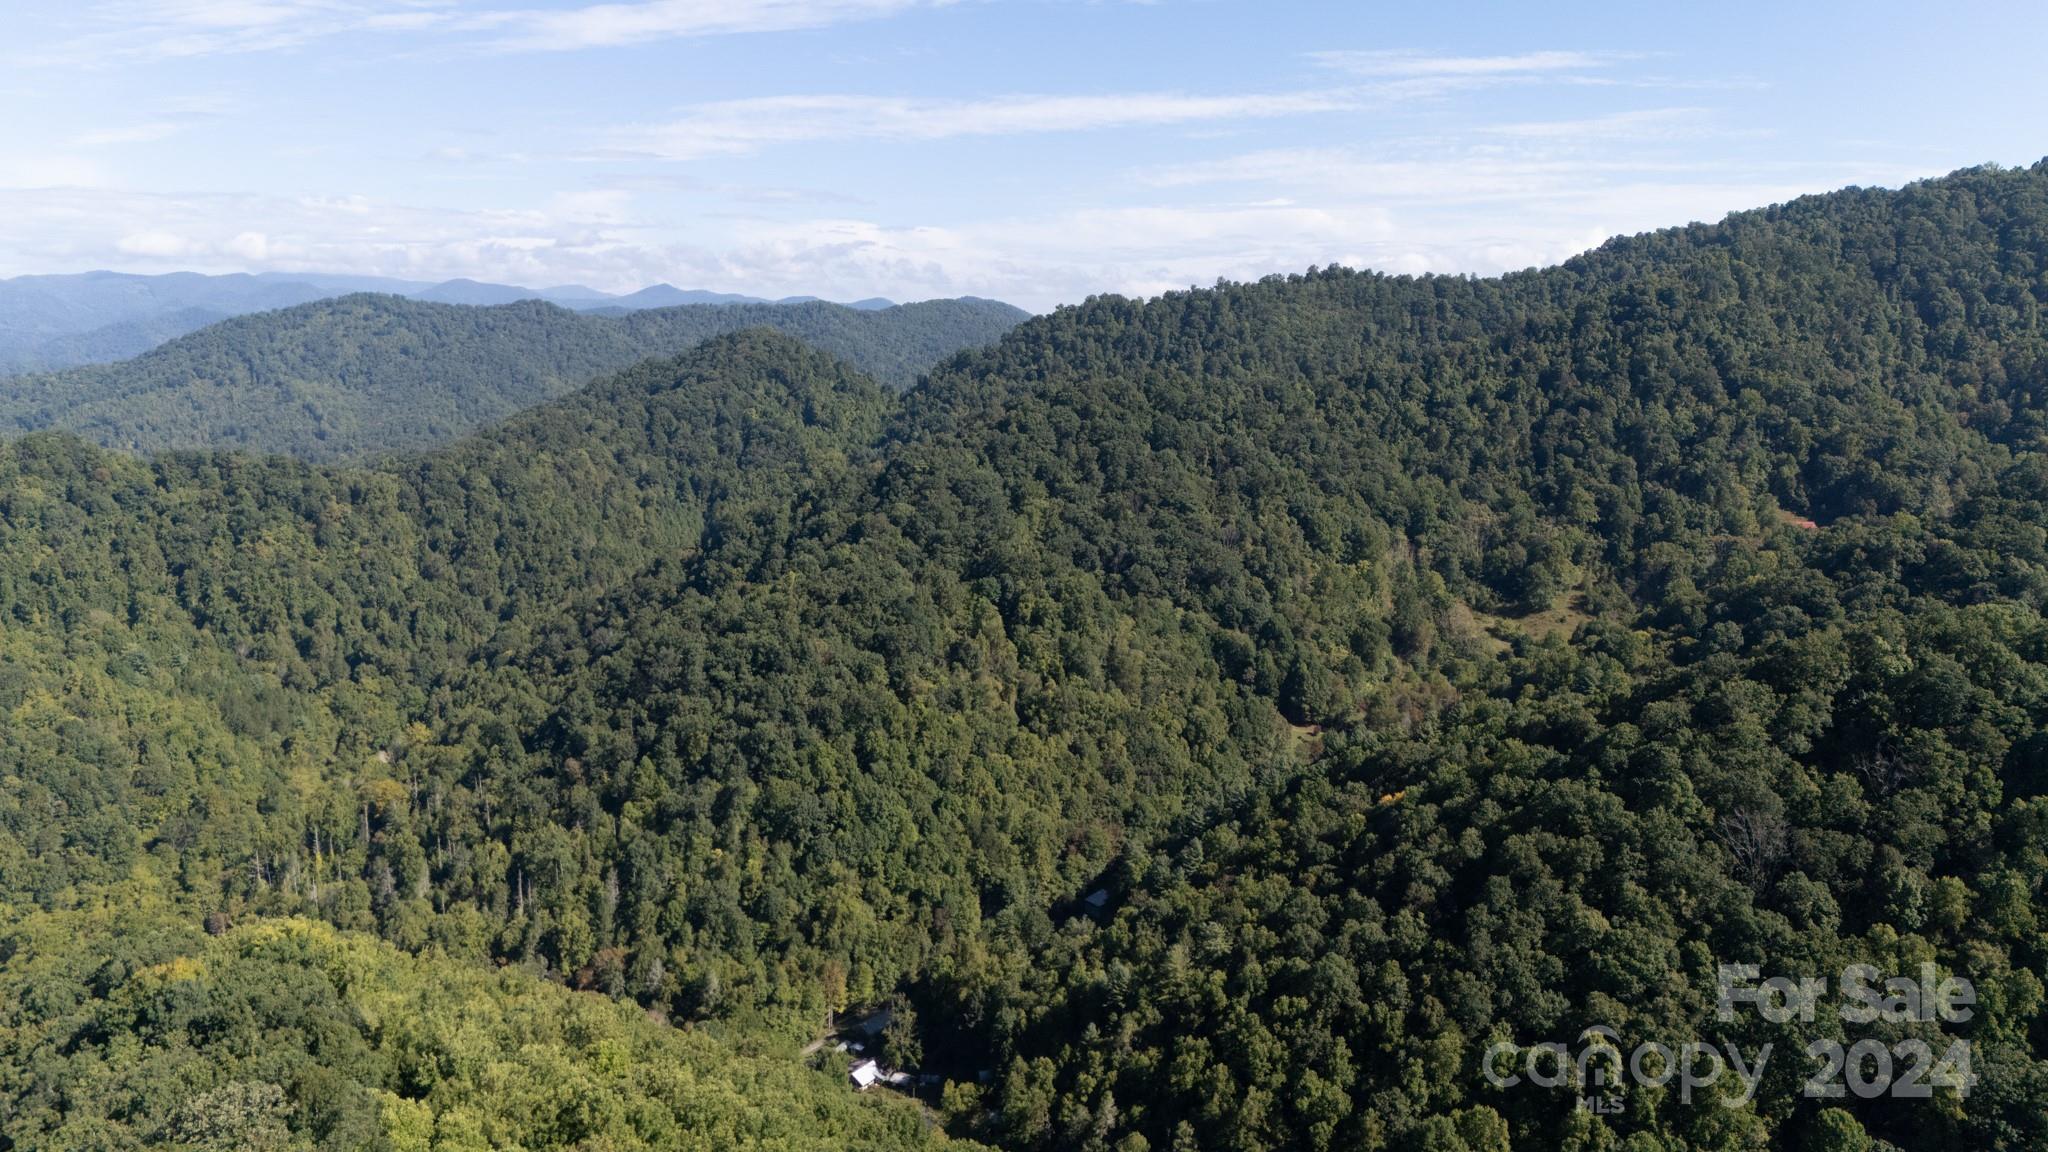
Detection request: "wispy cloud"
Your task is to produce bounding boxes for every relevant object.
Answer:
[36,0,948,61]
[31,0,421,62]
[1484,107,1713,140]
[1314,49,1631,78]
[0,155,112,190]
[1136,115,1872,213]
[1141,148,1614,199]
[1133,149,1810,223]
[611,89,1366,159]
[607,59,1699,162]
[470,0,946,51]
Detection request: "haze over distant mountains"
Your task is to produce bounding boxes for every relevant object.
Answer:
[0,292,1029,461]
[0,270,916,374]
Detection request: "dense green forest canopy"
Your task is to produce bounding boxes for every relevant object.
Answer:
[0,905,959,1151]
[4,162,2048,1151]
[0,293,1028,460]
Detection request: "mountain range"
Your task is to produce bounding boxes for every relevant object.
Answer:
[0,293,1028,461]
[0,270,914,374]
[2,163,2047,1151]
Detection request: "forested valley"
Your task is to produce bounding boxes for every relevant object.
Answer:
[4,163,2048,1151]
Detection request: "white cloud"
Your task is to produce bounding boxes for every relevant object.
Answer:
[117,230,195,257]
[137,0,331,28]
[614,89,1365,158]
[0,154,112,189]
[227,230,271,260]
[469,0,945,51]
[1484,107,1713,140]
[34,0,946,61]
[0,153,1959,314]
[550,189,636,224]
[42,0,408,61]
[0,183,1403,310]
[605,66,1706,164]
[1140,147,1712,203]
[1314,50,1629,78]
[1122,142,1942,296]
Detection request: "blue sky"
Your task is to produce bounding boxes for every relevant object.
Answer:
[3,0,2045,310]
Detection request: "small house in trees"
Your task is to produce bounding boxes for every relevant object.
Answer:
[849,1059,882,1091]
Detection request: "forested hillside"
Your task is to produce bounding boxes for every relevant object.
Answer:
[4,163,2048,1151]
[0,907,957,1151]
[0,294,1028,460]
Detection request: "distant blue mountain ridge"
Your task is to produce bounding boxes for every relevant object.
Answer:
[0,270,909,373]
